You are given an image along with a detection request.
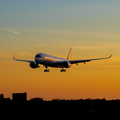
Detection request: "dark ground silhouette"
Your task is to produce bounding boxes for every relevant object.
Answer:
[0,93,120,119]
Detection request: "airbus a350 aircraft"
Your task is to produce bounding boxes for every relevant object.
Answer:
[13,48,112,72]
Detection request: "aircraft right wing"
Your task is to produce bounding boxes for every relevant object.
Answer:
[13,56,34,63]
[69,54,112,64]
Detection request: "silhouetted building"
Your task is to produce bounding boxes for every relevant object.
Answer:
[12,92,27,101]
[0,94,4,99]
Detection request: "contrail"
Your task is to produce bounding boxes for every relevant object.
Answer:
[4,28,20,34]
[24,35,35,40]
[2,28,35,40]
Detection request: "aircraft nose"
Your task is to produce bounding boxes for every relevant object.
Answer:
[35,57,39,61]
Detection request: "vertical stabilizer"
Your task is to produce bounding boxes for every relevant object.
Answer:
[67,48,73,60]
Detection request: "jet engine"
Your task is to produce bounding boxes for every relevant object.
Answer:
[30,62,39,68]
[63,61,71,68]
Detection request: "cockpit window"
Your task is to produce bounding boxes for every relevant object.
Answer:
[35,55,41,58]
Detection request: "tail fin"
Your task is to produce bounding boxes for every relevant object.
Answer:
[67,48,73,60]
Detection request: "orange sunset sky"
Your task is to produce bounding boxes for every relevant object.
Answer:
[0,0,120,100]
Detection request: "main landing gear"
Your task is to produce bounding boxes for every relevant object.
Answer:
[61,69,66,72]
[44,65,66,72]
[44,65,50,72]
[44,69,50,72]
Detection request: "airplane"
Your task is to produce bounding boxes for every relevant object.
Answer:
[13,48,112,72]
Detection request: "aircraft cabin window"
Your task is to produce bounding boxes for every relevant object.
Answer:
[35,55,41,58]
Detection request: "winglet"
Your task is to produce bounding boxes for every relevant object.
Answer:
[107,54,112,59]
[67,48,73,60]
[13,55,15,60]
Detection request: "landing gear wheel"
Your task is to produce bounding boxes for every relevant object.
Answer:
[61,69,66,72]
[44,69,50,72]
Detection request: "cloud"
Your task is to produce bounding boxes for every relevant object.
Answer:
[35,44,48,47]
[35,29,120,41]
[73,45,95,49]
[35,42,120,50]
[72,42,120,50]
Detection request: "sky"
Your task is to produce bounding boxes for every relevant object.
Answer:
[0,0,120,100]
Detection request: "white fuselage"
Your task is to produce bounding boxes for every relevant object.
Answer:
[35,53,71,68]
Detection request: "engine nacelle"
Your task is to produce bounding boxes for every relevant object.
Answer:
[30,62,39,69]
[63,61,71,68]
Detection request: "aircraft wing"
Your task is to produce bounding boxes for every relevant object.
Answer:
[13,56,34,62]
[69,54,112,64]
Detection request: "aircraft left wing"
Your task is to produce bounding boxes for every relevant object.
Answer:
[13,56,34,62]
[69,54,112,64]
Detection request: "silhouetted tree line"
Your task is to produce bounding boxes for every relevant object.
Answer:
[0,98,120,119]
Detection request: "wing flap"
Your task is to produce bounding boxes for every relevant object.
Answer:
[69,60,91,64]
